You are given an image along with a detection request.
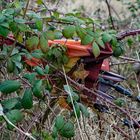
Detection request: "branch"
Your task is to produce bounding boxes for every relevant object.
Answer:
[119,56,140,63]
[105,0,115,29]
[117,29,140,40]
[23,0,30,19]
[62,65,84,140]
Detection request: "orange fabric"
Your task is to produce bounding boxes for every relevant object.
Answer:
[48,40,91,57]
[25,40,113,68]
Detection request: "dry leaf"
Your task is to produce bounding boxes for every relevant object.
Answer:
[58,97,72,110]
[64,57,80,72]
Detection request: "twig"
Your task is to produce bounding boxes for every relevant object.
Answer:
[110,5,121,20]
[105,0,115,29]
[42,1,52,16]
[100,114,131,139]
[82,115,90,140]
[62,65,84,140]
[20,113,41,140]
[110,61,136,66]
[23,0,30,19]
[111,124,131,139]
[0,109,36,140]
[119,56,140,63]
[41,99,57,125]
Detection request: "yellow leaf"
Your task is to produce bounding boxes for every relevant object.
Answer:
[58,97,72,110]
[73,70,89,80]
[64,57,80,73]
[17,34,23,43]
[72,63,89,80]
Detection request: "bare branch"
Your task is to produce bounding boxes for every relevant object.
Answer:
[117,29,140,40]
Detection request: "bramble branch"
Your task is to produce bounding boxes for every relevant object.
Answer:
[117,29,140,40]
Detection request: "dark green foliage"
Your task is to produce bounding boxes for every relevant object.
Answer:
[21,88,33,109]
[0,80,21,94]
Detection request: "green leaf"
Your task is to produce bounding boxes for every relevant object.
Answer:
[18,23,30,32]
[34,66,45,75]
[21,88,33,109]
[0,14,6,23]
[14,18,26,23]
[62,55,69,64]
[61,16,84,24]
[31,49,43,58]
[59,121,75,138]
[102,33,112,43]
[23,73,36,84]
[86,29,95,37]
[11,54,21,62]
[37,0,43,5]
[32,80,43,98]
[0,80,21,94]
[26,36,39,50]
[14,61,23,69]
[14,99,23,110]
[96,38,105,48]
[62,25,75,38]
[74,102,80,118]
[113,45,124,57]
[52,126,58,138]
[6,109,23,123]
[114,98,125,107]
[40,34,49,53]
[67,93,79,103]
[3,8,15,15]
[5,109,23,130]
[127,38,133,46]
[81,34,93,45]
[55,115,65,130]
[0,26,9,37]
[54,31,63,39]
[111,38,118,48]
[79,103,89,117]
[35,20,43,31]
[64,85,79,102]
[9,22,18,33]
[53,11,60,19]
[64,85,73,94]
[44,65,50,74]
[92,41,100,58]
[7,58,15,73]
[1,98,19,110]
[27,11,40,19]
[46,31,55,40]
[42,131,53,140]
[11,48,19,56]
[0,22,9,28]
[11,54,22,70]
[76,25,86,39]
[52,48,62,58]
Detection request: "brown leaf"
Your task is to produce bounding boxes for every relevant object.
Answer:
[58,97,72,110]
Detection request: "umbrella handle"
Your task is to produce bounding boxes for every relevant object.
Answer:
[113,85,132,97]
